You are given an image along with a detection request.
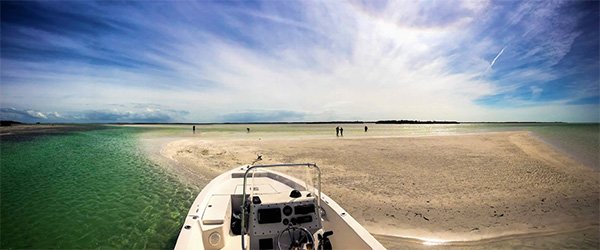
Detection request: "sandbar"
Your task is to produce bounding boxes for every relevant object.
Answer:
[149,130,599,247]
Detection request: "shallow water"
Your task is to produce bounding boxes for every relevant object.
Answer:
[0,126,198,249]
[451,123,599,169]
[138,123,600,169]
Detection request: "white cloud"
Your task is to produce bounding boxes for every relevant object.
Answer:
[0,0,596,122]
[530,86,543,98]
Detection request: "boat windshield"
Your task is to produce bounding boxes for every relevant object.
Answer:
[240,163,321,249]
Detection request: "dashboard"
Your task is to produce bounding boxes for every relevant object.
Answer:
[248,196,322,237]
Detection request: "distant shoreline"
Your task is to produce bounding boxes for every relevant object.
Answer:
[108,121,571,125]
[0,124,102,138]
[1,119,577,126]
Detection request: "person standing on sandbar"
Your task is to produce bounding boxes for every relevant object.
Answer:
[193,125,196,134]
[340,127,344,137]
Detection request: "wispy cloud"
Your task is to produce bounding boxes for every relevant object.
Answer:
[529,86,543,98]
[0,0,597,122]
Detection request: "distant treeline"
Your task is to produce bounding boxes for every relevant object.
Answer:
[112,121,369,125]
[5,120,575,126]
[0,120,23,126]
[113,120,461,125]
[26,120,460,125]
[375,120,459,124]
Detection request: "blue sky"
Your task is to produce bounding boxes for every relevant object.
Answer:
[1,0,598,123]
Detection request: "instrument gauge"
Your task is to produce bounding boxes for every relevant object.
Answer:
[283,205,293,216]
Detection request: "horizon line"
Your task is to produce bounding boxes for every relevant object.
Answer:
[3,120,586,126]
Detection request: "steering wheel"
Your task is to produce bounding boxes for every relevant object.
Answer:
[277,225,315,250]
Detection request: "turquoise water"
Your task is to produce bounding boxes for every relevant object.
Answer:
[0,127,198,249]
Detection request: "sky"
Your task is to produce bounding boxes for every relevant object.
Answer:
[1,0,598,123]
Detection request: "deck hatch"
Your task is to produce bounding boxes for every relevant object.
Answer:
[201,195,230,225]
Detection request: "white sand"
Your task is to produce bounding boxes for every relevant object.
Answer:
[149,130,599,246]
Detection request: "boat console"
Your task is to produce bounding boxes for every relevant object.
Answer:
[247,191,322,249]
[240,164,326,250]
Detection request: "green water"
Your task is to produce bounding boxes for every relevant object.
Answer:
[0,127,198,249]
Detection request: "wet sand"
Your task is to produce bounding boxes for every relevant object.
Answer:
[145,129,599,248]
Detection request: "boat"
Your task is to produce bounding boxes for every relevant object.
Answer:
[174,163,385,249]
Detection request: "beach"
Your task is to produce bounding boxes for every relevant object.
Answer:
[148,125,599,247]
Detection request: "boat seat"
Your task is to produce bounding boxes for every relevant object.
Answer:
[202,195,230,225]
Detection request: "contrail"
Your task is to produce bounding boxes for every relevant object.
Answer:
[489,46,506,69]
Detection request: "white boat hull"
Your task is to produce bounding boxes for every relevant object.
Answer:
[175,165,385,250]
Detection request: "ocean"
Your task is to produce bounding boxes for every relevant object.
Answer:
[0,123,597,248]
[0,126,198,249]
